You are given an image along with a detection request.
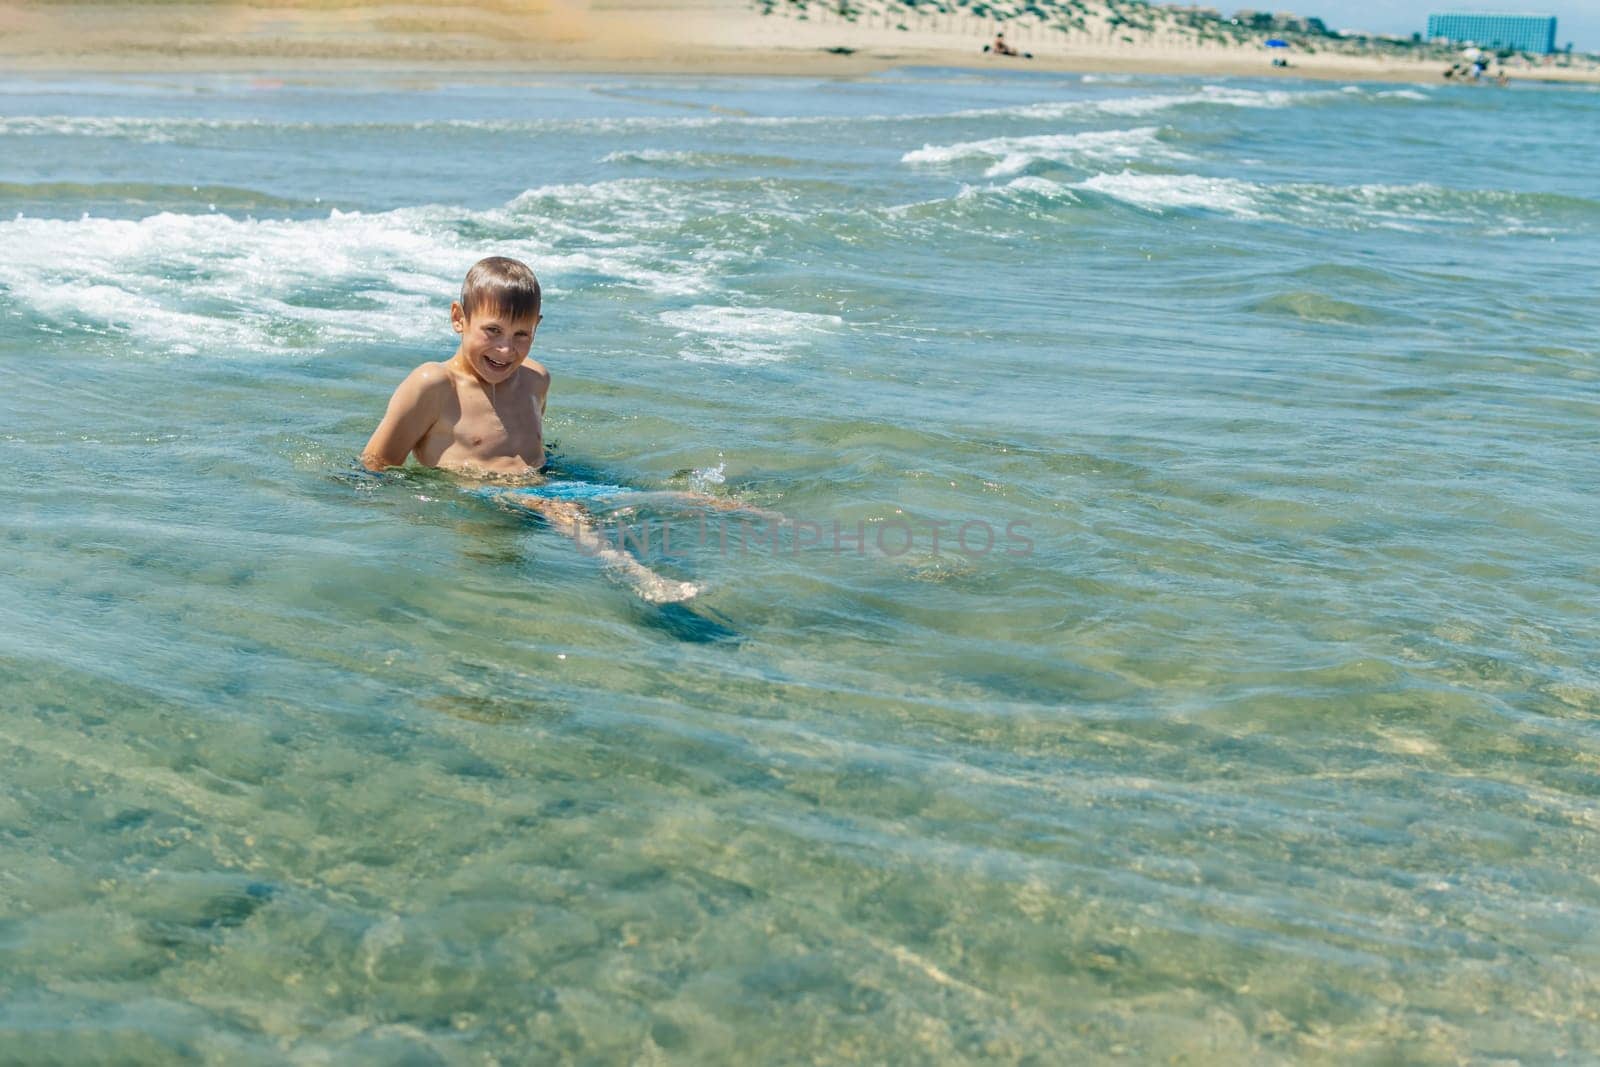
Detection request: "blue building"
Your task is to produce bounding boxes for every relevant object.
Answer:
[1426,12,1558,54]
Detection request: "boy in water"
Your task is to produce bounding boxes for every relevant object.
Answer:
[364,256,549,477]
[363,256,698,603]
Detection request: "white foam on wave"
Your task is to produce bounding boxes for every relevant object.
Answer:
[0,110,905,145]
[601,148,699,164]
[1066,172,1576,234]
[0,115,238,143]
[1004,175,1077,198]
[1074,171,1263,217]
[1307,181,1573,235]
[0,114,506,143]
[902,126,1180,177]
[1098,85,1306,116]
[508,175,729,220]
[0,180,742,354]
[600,148,800,170]
[1341,85,1432,102]
[0,83,1332,149]
[657,305,843,365]
[937,175,1080,210]
[510,176,798,236]
[963,84,1319,123]
[0,208,466,353]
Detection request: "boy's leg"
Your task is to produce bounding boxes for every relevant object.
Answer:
[507,496,698,604]
[624,490,785,523]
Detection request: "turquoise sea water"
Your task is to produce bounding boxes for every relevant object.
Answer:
[2,69,1598,1062]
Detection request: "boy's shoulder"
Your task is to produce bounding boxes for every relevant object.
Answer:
[407,360,460,388]
[517,359,551,394]
[390,360,458,408]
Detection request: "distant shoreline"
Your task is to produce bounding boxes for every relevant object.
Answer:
[3,0,1596,85]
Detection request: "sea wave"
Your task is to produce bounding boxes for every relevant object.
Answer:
[0,180,318,213]
[0,113,834,143]
[656,305,844,364]
[7,155,1589,362]
[955,84,1329,123]
[0,170,876,356]
[1069,171,1600,233]
[506,175,816,242]
[0,85,1334,146]
[1341,85,1433,102]
[1074,171,1263,216]
[0,110,908,144]
[902,126,1182,177]
[0,207,472,353]
[0,184,743,353]
[600,149,802,169]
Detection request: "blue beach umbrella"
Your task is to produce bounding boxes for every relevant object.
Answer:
[1265,38,1289,47]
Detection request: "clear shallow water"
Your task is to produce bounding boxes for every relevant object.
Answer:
[2,69,1598,1062]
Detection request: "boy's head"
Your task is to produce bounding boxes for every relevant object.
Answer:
[450,256,543,385]
[458,255,541,323]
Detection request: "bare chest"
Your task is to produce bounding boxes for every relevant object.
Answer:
[425,381,543,469]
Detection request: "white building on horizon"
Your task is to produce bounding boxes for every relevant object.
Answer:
[1426,12,1557,53]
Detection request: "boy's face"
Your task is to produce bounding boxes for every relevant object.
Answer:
[451,301,540,385]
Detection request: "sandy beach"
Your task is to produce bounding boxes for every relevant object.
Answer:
[4,0,1597,83]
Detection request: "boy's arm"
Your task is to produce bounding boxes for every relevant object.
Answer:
[527,360,550,416]
[362,364,450,471]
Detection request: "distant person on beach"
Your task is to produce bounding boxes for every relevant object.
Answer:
[983,31,1030,59]
[362,255,703,601]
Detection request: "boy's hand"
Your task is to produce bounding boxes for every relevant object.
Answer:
[362,364,449,470]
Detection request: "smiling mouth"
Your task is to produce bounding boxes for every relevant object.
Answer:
[484,356,511,372]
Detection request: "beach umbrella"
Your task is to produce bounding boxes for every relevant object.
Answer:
[1265,38,1289,48]
[1460,46,1481,60]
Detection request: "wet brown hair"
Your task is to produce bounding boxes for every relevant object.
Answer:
[459,256,541,322]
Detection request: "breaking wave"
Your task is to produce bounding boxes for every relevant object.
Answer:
[902,126,1183,177]
[656,305,844,364]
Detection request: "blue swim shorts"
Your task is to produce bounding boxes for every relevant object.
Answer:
[472,479,639,504]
